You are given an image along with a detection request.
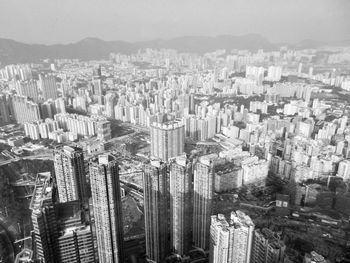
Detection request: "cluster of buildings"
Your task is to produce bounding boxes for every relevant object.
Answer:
[0,64,33,81]
[30,172,95,263]
[24,113,111,142]
[142,154,267,262]
[0,92,65,126]
[210,212,285,263]
[30,147,125,263]
[141,121,271,262]
[0,44,349,263]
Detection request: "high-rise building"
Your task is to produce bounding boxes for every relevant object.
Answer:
[32,204,59,263]
[298,63,303,76]
[337,159,350,181]
[0,94,12,125]
[30,173,95,263]
[93,65,102,79]
[104,93,116,118]
[267,66,282,82]
[40,99,56,119]
[57,226,95,263]
[55,97,66,114]
[96,120,112,141]
[193,154,219,251]
[150,120,185,161]
[251,228,285,263]
[209,214,230,263]
[11,94,41,123]
[89,154,125,263]
[210,211,255,263]
[54,113,110,138]
[54,146,87,204]
[56,202,95,263]
[92,79,103,96]
[143,160,170,262]
[308,67,314,77]
[38,74,58,101]
[169,156,192,256]
[16,80,40,102]
[30,172,58,263]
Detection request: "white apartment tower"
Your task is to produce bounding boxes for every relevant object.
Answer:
[150,120,185,161]
[210,211,255,263]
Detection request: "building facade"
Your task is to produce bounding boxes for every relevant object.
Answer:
[89,155,125,263]
[169,156,193,256]
[39,74,58,101]
[210,211,255,263]
[150,121,185,161]
[251,228,285,263]
[11,95,41,123]
[143,160,170,262]
[193,154,218,251]
[54,146,87,204]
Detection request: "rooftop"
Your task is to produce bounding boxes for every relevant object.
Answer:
[15,248,33,263]
[59,224,91,237]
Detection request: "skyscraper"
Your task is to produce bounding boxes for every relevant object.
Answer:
[89,154,125,263]
[251,228,285,263]
[192,154,219,251]
[32,204,59,263]
[92,79,103,96]
[150,120,185,161]
[143,160,170,262]
[56,202,95,263]
[210,211,255,263]
[169,156,193,256]
[30,172,58,263]
[57,225,95,263]
[0,94,12,125]
[54,146,87,204]
[38,74,58,101]
[30,173,95,263]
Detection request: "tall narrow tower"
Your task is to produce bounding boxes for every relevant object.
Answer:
[143,160,170,262]
[30,172,58,263]
[169,156,193,255]
[54,146,86,204]
[192,154,218,251]
[89,154,125,263]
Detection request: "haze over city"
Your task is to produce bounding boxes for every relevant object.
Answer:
[1,0,349,44]
[1,1,350,263]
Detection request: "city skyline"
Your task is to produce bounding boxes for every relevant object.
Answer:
[0,1,349,262]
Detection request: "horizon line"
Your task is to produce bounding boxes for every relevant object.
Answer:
[0,34,349,47]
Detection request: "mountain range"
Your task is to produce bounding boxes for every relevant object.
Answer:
[0,34,349,65]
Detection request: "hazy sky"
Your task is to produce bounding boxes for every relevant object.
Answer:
[0,0,349,44]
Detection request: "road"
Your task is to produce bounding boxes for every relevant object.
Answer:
[0,153,53,167]
[122,123,150,134]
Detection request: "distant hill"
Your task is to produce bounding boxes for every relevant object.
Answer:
[0,34,349,64]
[0,37,135,65]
